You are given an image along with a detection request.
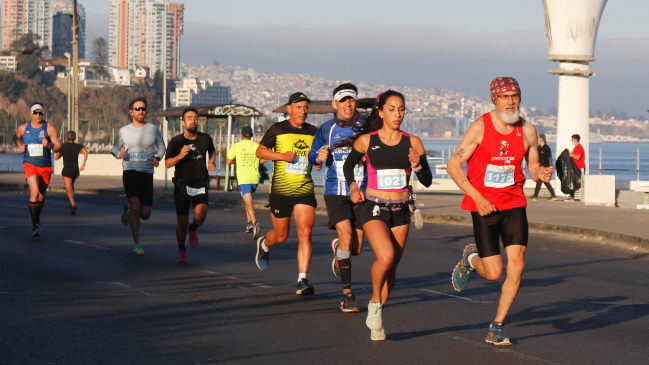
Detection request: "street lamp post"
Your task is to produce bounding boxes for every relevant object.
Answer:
[64,52,71,133]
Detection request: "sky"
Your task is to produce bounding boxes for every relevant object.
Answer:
[84,0,648,117]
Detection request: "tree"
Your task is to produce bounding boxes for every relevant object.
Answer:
[11,33,43,79]
[89,37,109,80]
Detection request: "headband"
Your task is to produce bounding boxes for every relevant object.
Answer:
[31,104,44,113]
[490,77,520,104]
[333,89,357,102]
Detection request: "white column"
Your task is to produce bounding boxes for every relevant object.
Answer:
[224,115,233,191]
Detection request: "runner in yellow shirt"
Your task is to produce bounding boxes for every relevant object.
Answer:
[226,126,267,239]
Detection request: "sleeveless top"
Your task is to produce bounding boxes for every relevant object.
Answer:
[23,122,52,167]
[366,131,412,193]
[461,113,527,211]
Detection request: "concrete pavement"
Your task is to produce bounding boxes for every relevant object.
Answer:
[1,171,648,250]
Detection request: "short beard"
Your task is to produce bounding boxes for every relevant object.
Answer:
[496,105,520,125]
[185,126,197,133]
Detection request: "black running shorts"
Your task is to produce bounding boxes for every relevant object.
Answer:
[268,194,317,219]
[470,207,529,258]
[61,166,80,180]
[173,181,209,216]
[359,200,410,229]
[122,170,154,206]
[324,195,362,230]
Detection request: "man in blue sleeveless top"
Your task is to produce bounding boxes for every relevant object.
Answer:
[13,102,63,237]
[308,83,366,312]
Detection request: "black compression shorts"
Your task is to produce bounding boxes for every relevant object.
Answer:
[173,181,209,216]
[359,196,411,229]
[123,170,154,206]
[324,195,362,230]
[470,207,528,258]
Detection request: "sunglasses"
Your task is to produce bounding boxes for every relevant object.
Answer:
[32,111,43,115]
[133,107,146,112]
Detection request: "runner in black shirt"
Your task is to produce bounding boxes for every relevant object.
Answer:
[55,131,88,215]
[531,134,557,201]
[165,107,216,263]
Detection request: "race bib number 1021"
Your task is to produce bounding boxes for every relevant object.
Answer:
[377,169,407,190]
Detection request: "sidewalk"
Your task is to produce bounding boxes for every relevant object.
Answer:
[1,172,648,249]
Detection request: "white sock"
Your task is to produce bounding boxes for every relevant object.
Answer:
[261,241,269,252]
[298,273,307,282]
[467,253,478,270]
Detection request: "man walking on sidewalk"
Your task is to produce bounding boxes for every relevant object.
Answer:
[13,102,63,237]
[55,131,88,214]
[111,96,166,256]
[530,134,557,201]
[566,134,585,202]
[446,77,553,345]
[165,107,216,263]
[254,92,318,295]
[226,125,266,240]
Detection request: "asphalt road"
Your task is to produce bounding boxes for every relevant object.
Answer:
[0,188,648,365]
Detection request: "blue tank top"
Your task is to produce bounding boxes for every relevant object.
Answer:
[23,122,52,167]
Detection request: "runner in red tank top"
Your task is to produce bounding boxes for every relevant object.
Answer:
[446,77,553,346]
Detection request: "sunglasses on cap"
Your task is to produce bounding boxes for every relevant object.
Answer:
[32,111,43,115]
[133,106,146,112]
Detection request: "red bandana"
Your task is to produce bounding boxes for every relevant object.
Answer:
[490,77,520,105]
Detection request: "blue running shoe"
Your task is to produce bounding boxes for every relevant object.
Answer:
[486,321,512,346]
[296,278,314,295]
[31,224,40,237]
[256,237,269,271]
[121,205,130,226]
[452,244,478,292]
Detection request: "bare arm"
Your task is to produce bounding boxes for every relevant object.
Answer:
[446,119,497,216]
[47,124,63,153]
[256,144,294,162]
[80,147,88,170]
[13,124,26,153]
[208,149,216,172]
[524,123,553,183]
[55,152,61,160]
[348,134,370,203]
[226,158,234,165]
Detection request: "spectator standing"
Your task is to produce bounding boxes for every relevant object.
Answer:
[530,134,557,201]
[567,134,585,201]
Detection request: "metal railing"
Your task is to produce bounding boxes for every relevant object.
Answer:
[590,147,646,181]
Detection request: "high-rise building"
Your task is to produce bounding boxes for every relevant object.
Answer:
[51,1,86,59]
[108,0,184,79]
[2,0,52,52]
[170,78,231,108]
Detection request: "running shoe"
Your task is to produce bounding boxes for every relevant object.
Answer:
[133,243,144,256]
[246,222,253,233]
[531,196,538,201]
[366,301,383,331]
[452,244,478,292]
[70,204,77,215]
[331,238,340,278]
[121,204,130,226]
[565,196,575,202]
[255,237,269,271]
[371,327,386,341]
[550,196,558,201]
[340,292,359,313]
[253,223,261,241]
[177,250,187,263]
[31,224,40,237]
[414,209,423,229]
[485,321,512,346]
[188,225,199,249]
[296,278,315,295]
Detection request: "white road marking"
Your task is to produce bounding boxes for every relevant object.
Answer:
[202,271,271,288]
[1,204,24,209]
[106,282,158,296]
[588,301,649,305]
[419,289,494,303]
[64,240,110,250]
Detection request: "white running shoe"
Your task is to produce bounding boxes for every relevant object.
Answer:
[366,301,383,331]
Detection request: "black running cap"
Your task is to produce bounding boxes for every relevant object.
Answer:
[241,126,253,137]
[287,92,311,105]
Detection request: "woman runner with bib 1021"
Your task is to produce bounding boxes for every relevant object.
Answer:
[341,90,432,340]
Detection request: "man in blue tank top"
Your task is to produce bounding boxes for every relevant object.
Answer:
[13,102,63,237]
[308,83,367,312]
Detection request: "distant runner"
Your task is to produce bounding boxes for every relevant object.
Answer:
[308,83,366,312]
[255,92,318,295]
[165,107,216,263]
[341,90,432,340]
[111,96,166,256]
[55,131,88,214]
[13,102,62,236]
[447,77,553,345]
[226,125,266,239]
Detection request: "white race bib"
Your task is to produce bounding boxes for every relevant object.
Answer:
[484,164,515,188]
[186,186,206,196]
[127,148,150,162]
[28,144,43,157]
[335,161,364,181]
[377,169,407,190]
[286,156,309,175]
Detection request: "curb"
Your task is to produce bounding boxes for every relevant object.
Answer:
[2,183,647,250]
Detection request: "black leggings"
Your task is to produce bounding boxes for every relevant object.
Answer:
[534,181,555,197]
[471,207,528,258]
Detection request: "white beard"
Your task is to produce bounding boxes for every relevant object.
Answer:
[496,106,520,125]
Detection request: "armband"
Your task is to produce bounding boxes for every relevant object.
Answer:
[343,148,364,188]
